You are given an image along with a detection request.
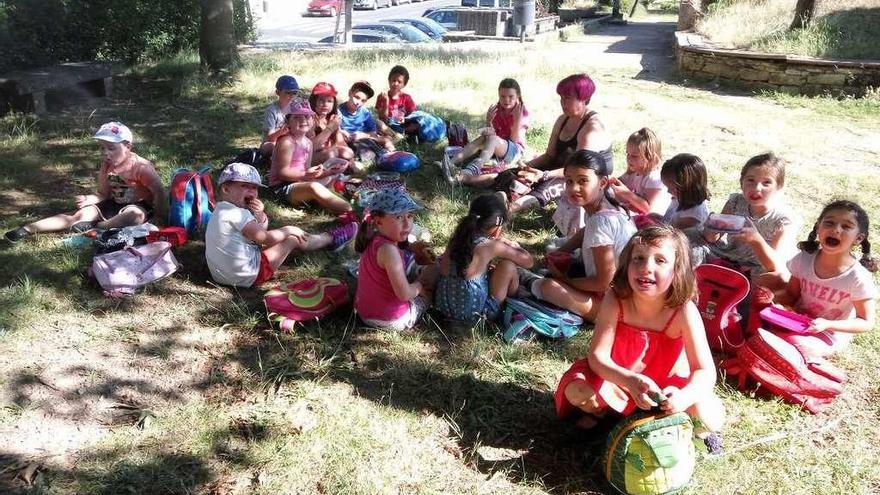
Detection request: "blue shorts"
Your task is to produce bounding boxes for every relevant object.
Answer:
[502,140,523,163]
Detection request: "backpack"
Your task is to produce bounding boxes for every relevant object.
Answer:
[446,121,469,147]
[377,151,420,173]
[502,297,583,343]
[146,226,188,248]
[225,148,267,169]
[169,165,215,236]
[603,412,696,495]
[721,328,846,414]
[264,277,350,332]
[352,139,387,166]
[403,111,446,143]
[694,264,749,353]
[91,241,180,297]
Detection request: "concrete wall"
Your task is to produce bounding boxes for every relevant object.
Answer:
[675,32,880,96]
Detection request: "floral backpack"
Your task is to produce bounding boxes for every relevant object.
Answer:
[264,278,350,332]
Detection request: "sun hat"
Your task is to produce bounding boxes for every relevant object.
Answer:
[312,82,337,97]
[288,99,316,117]
[349,80,375,100]
[367,188,423,215]
[218,162,266,187]
[276,75,300,92]
[93,122,133,144]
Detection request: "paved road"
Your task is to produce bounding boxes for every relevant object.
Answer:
[254,0,460,43]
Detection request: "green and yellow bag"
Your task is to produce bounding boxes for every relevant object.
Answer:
[603,412,695,495]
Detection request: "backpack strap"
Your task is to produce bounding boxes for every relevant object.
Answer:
[198,165,216,210]
[192,172,203,229]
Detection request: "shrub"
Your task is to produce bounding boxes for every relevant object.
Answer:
[0,0,256,72]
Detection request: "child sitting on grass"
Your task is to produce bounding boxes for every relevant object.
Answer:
[259,75,301,157]
[376,65,417,138]
[338,80,395,153]
[354,188,434,331]
[5,121,164,242]
[555,225,725,452]
[205,163,357,288]
[434,193,534,323]
[609,128,670,215]
[308,81,354,167]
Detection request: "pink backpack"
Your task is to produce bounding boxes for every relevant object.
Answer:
[694,264,750,353]
[91,241,180,297]
[721,328,846,414]
[264,278,349,331]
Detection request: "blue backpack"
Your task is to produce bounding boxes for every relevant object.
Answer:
[502,297,583,343]
[404,111,446,143]
[168,165,215,235]
[377,151,421,173]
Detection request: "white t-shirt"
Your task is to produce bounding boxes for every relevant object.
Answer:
[205,201,261,287]
[663,198,709,227]
[580,202,637,278]
[618,169,670,215]
[787,250,878,347]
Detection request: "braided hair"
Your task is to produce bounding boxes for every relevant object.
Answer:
[798,200,878,272]
[448,194,507,277]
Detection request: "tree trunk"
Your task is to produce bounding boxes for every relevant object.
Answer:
[200,0,238,72]
[790,0,817,30]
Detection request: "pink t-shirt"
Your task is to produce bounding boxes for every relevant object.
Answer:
[355,235,411,321]
[376,92,416,122]
[618,169,670,215]
[491,104,529,147]
[269,135,312,186]
[98,152,159,204]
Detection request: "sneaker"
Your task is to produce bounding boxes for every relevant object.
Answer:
[70,221,97,233]
[517,267,544,293]
[4,227,31,243]
[337,209,359,225]
[703,432,723,455]
[440,153,458,186]
[327,221,358,252]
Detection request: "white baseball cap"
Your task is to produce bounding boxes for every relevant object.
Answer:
[93,122,133,144]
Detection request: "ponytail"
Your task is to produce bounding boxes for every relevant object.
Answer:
[860,239,879,272]
[447,194,508,277]
[355,210,384,254]
[797,226,820,254]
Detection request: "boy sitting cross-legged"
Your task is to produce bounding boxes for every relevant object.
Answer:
[205,163,357,288]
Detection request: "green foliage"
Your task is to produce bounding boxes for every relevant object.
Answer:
[0,0,256,72]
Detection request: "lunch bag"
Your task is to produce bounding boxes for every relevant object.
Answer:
[404,111,446,143]
[502,297,583,343]
[377,151,421,173]
[169,165,215,236]
[91,241,180,297]
[603,412,696,495]
[721,328,846,414]
[146,226,188,248]
[694,264,750,353]
[264,277,350,332]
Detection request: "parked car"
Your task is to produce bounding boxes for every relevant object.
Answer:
[318,29,404,43]
[461,0,511,6]
[392,0,411,5]
[423,8,460,30]
[381,17,448,40]
[354,0,392,10]
[305,0,342,16]
[352,22,435,43]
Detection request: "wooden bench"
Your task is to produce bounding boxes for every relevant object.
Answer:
[0,62,113,114]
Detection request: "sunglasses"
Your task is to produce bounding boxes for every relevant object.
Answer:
[282,90,299,95]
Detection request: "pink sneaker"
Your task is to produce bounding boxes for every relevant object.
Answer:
[327,222,358,252]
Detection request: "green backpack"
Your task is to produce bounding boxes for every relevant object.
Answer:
[603,412,696,495]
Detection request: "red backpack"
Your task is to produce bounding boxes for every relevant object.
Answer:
[721,328,846,414]
[694,264,749,353]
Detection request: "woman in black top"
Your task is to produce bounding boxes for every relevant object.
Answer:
[507,73,614,214]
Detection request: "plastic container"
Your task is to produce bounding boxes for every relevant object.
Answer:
[705,213,746,233]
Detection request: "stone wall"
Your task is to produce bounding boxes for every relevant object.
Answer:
[674,32,880,96]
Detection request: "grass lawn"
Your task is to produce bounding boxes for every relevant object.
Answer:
[1,20,880,494]
[697,0,880,60]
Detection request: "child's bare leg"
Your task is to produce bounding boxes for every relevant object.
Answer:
[25,206,102,233]
[478,135,507,161]
[563,380,606,428]
[335,145,354,161]
[311,147,335,167]
[490,259,519,304]
[376,136,395,151]
[97,206,147,229]
[687,392,726,433]
[263,235,302,270]
[459,173,499,188]
[452,135,487,165]
[377,120,400,139]
[533,278,601,321]
[288,182,352,214]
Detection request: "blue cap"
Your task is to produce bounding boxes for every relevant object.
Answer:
[368,188,423,215]
[276,75,300,92]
